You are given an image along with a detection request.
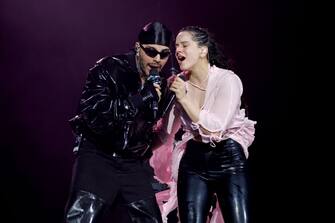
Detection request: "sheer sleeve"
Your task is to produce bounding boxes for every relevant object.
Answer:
[191,73,243,143]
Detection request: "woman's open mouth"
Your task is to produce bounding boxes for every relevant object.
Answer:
[177,55,186,61]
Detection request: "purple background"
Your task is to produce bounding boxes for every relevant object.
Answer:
[1,0,301,222]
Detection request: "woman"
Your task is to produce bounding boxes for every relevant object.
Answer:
[153,26,256,223]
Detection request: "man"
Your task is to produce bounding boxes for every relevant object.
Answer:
[64,21,172,223]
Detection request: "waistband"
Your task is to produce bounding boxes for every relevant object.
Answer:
[77,136,151,160]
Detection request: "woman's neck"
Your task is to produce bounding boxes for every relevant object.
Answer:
[189,61,209,85]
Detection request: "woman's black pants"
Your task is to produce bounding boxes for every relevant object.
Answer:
[177,139,250,223]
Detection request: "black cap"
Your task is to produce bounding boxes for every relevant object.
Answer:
[138,21,172,47]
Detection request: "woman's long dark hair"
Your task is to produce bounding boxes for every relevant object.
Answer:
[179,26,229,69]
[179,26,249,115]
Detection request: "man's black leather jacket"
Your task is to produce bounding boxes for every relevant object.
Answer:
[69,51,172,158]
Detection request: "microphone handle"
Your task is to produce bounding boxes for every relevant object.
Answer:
[161,73,186,117]
[152,100,158,120]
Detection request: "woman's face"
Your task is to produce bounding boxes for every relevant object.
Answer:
[175,31,203,71]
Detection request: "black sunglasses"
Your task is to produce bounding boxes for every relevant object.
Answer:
[140,44,171,59]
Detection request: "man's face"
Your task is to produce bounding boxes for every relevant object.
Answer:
[136,43,171,76]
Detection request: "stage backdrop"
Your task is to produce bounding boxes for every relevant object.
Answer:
[1,0,300,222]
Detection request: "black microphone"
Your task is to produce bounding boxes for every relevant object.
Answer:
[169,72,186,100]
[161,71,186,117]
[148,68,161,119]
[148,68,161,85]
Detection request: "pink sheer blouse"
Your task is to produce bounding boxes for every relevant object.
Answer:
[150,65,256,223]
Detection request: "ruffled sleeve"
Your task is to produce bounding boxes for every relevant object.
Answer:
[191,72,243,145]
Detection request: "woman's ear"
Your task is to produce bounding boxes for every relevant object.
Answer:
[200,46,208,58]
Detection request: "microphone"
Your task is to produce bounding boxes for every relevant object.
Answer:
[148,68,161,86]
[177,72,186,81]
[148,68,161,119]
[161,71,186,117]
[169,72,186,100]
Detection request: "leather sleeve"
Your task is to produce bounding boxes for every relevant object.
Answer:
[72,57,138,137]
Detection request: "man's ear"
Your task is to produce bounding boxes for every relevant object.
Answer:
[135,42,140,56]
[135,42,140,51]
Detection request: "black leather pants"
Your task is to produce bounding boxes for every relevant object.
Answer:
[64,144,163,223]
[65,190,106,223]
[177,139,249,223]
[65,191,162,223]
[127,197,163,223]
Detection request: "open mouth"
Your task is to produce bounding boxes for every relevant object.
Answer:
[177,54,186,61]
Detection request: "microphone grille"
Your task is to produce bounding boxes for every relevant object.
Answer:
[148,68,161,85]
[178,73,187,81]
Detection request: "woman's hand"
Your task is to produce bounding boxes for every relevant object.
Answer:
[170,76,187,101]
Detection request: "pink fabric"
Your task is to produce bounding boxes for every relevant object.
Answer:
[181,65,256,156]
[150,66,256,223]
